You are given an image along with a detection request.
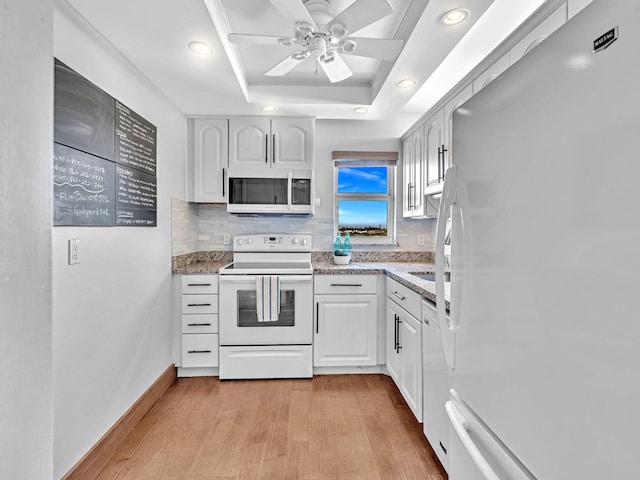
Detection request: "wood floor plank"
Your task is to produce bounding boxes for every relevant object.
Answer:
[95,375,447,480]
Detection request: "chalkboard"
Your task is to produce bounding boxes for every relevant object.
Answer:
[116,165,157,226]
[53,143,116,226]
[54,59,115,161]
[53,59,158,227]
[115,100,157,176]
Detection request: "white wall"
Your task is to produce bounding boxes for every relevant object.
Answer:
[52,1,186,477]
[0,1,54,478]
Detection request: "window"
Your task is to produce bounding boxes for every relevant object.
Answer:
[334,151,397,244]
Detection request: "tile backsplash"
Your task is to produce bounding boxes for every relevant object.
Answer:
[171,198,435,256]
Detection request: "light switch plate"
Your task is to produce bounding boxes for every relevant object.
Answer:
[417,235,425,246]
[223,234,231,245]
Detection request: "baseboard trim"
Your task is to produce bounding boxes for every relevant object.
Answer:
[61,364,177,480]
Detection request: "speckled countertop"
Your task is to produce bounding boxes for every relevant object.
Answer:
[173,250,446,304]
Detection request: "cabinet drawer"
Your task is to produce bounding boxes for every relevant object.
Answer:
[182,313,219,334]
[181,275,218,294]
[314,275,377,295]
[182,333,219,368]
[386,277,421,319]
[181,294,218,314]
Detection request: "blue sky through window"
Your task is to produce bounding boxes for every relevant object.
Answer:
[337,166,387,194]
[337,166,388,230]
[338,200,387,228]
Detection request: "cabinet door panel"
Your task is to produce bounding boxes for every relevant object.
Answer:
[386,302,402,383]
[402,136,414,218]
[271,118,313,168]
[229,117,270,167]
[314,294,377,367]
[399,312,422,422]
[190,118,228,203]
[510,5,567,64]
[425,109,445,189]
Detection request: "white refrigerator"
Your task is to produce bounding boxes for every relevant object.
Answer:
[434,0,640,478]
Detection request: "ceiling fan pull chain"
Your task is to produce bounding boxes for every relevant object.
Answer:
[314,57,319,76]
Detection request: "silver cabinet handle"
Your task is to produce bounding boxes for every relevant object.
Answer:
[330,283,362,287]
[265,134,269,163]
[187,350,212,354]
[187,303,211,307]
[187,323,212,327]
[391,291,406,301]
[187,283,211,287]
[316,302,320,334]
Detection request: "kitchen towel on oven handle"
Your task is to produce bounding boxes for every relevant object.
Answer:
[256,275,280,322]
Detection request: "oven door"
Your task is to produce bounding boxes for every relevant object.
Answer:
[219,275,313,345]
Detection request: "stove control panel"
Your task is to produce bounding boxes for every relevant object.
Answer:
[233,234,312,252]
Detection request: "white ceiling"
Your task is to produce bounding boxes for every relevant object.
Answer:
[63,0,549,130]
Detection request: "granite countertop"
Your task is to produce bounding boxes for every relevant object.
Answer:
[173,249,447,304]
[313,261,443,304]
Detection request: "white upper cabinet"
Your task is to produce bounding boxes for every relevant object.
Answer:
[188,117,228,203]
[403,127,425,217]
[424,108,445,195]
[228,117,271,168]
[510,4,568,64]
[271,117,314,169]
[229,117,314,170]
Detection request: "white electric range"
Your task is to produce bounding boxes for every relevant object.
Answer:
[218,234,313,379]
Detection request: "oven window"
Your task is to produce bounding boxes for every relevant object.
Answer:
[237,290,295,326]
[228,177,288,205]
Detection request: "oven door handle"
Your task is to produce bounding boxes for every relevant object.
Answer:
[219,275,313,283]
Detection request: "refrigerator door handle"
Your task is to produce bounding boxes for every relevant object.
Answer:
[445,401,501,480]
[436,165,458,369]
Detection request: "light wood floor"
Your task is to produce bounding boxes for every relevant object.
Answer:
[96,374,448,480]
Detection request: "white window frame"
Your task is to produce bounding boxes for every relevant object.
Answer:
[334,160,397,246]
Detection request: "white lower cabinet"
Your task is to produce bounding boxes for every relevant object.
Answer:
[313,275,377,367]
[386,277,423,422]
[180,275,219,372]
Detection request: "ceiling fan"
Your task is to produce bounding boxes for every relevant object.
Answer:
[227,0,404,83]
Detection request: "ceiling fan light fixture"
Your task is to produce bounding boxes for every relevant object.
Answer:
[397,78,417,88]
[441,8,470,26]
[341,39,356,54]
[278,37,296,47]
[328,22,347,39]
[295,21,315,35]
[188,41,213,56]
[320,52,335,64]
[292,51,310,61]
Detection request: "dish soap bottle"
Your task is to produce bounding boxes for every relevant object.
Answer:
[333,234,343,255]
[343,233,352,263]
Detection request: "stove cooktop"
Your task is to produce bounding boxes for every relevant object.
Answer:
[219,261,313,275]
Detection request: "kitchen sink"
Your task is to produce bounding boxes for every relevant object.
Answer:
[410,272,450,282]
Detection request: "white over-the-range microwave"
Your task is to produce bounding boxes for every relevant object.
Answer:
[226,168,313,215]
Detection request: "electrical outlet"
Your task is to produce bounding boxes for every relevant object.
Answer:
[68,239,80,265]
[223,234,231,245]
[417,234,425,246]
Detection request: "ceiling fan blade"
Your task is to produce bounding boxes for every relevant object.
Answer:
[341,37,403,60]
[265,52,309,76]
[269,0,317,30]
[329,0,393,36]
[228,33,292,46]
[319,54,353,83]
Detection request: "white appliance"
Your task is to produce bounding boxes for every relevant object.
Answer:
[435,1,640,478]
[226,168,313,215]
[219,234,313,379]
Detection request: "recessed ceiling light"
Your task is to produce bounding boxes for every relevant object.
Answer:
[189,41,213,56]
[261,105,278,112]
[397,78,417,88]
[441,8,470,26]
[354,107,368,113]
